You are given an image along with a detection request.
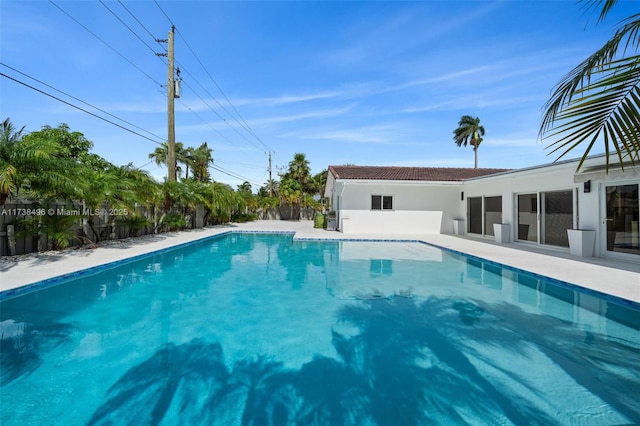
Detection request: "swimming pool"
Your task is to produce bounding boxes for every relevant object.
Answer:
[1,232,639,425]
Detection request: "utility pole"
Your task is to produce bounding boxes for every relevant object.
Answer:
[156,27,177,182]
[166,26,176,182]
[268,152,274,196]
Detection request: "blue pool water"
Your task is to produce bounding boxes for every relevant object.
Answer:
[1,232,639,425]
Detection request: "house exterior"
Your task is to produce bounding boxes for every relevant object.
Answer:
[324,155,640,261]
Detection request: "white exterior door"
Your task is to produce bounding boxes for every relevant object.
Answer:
[601,182,639,258]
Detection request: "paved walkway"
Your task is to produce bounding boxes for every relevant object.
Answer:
[1,220,639,303]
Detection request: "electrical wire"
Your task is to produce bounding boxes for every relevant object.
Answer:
[173,63,266,152]
[179,78,271,151]
[98,0,159,56]
[175,35,272,153]
[49,0,163,88]
[152,0,274,154]
[48,0,271,184]
[1,72,164,145]
[214,159,265,169]
[175,98,243,151]
[117,0,159,44]
[211,164,261,186]
[1,63,165,142]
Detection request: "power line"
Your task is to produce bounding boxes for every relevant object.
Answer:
[117,0,158,44]
[153,0,175,26]
[215,159,265,169]
[95,2,260,171]
[175,98,244,151]
[1,72,164,145]
[98,0,159,57]
[179,78,271,151]
[211,164,261,186]
[1,63,165,142]
[175,31,273,153]
[152,0,274,154]
[174,63,266,152]
[49,0,163,88]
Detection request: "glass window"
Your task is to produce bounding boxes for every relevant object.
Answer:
[542,190,572,247]
[382,196,393,210]
[484,196,502,236]
[371,195,393,210]
[468,197,482,234]
[518,194,538,242]
[371,195,381,210]
[606,184,639,255]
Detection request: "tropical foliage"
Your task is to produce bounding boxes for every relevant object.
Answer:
[540,0,640,170]
[1,120,328,253]
[453,115,485,168]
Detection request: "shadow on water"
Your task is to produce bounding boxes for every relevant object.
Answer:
[0,320,75,385]
[87,294,640,425]
[0,233,256,386]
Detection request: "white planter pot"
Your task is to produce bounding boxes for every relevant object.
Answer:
[453,219,465,235]
[493,223,510,243]
[567,229,596,257]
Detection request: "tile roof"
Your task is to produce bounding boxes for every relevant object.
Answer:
[328,165,512,182]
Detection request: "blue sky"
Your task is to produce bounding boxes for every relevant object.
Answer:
[1,1,634,190]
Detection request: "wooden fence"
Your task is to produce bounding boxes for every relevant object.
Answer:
[0,200,316,256]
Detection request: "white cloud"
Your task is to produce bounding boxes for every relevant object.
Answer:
[234,90,346,107]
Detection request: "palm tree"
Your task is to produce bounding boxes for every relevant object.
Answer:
[0,118,25,205]
[1,120,82,204]
[453,115,485,168]
[148,142,186,179]
[203,182,245,223]
[190,142,213,182]
[278,178,303,220]
[286,153,311,189]
[540,0,640,170]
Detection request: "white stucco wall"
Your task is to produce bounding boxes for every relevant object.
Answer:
[334,181,461,234]
[461,161,580,241]
[462,156,639,257]
[325,156,639,259]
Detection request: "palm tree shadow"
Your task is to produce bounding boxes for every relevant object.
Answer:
[87,296,639,425]
[1,321,75,385]
[470,300,640,422]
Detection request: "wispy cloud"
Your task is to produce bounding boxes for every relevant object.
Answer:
[248,105,356,127]
[233,90,346,107]
[283,123,426,147]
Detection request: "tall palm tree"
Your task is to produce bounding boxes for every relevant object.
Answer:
[453,115,485,168]
[540,0,640,170]
[286,153,311,189]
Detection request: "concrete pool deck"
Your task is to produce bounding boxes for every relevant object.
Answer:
[1,220,639,304]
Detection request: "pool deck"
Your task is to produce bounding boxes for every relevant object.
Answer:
[1,220,639,303]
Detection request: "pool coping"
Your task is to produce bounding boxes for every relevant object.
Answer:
[2,227,639,312]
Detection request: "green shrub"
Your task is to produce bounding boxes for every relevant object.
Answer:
[116,215,151,237]
[161,212,187,232]
[314,213,327,229]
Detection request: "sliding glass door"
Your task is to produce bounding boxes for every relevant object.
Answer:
[467,196,502,236]
[484,196,502,236]
[541,190,573,247]
[517,191,573,247]
[517,194,538,242]
[605,184,639,256]
[468,197,482,234]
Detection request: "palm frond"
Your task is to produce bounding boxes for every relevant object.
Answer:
[580,0,619,25]
[543,56,640,170]
[541,15,640,136]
